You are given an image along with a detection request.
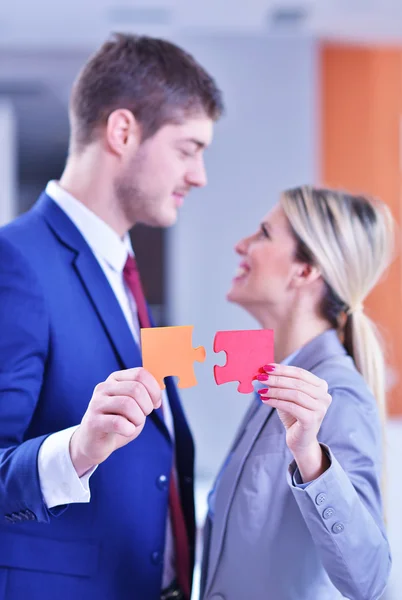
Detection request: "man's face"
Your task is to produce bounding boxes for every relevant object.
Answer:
[115,114,213,228]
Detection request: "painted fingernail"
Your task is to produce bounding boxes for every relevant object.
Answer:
[263,365,275,372]
[258,388,269,395]
[256,374,269,381]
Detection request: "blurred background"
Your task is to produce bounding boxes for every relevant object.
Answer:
[1,1,401,598]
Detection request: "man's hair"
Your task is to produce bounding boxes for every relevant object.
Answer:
[69,33,224,151]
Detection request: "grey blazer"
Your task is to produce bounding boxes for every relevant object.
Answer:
[200,330,391,600]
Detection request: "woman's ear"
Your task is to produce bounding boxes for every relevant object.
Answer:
[293,263,322,288]
[105,109,141,156]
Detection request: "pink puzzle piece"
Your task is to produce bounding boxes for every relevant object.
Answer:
[213,329,274,393]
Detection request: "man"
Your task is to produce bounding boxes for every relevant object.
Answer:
[0,33,223,600]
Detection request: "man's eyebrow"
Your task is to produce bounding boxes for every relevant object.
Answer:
[182,138,207,150]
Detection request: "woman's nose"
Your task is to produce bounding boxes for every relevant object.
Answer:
[235,237,249,255]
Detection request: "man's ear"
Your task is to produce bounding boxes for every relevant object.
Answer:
[105,109,141,155]
[292,263,322,288]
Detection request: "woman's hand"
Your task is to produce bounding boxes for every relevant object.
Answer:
[257,364,332,482]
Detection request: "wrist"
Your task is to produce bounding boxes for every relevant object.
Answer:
[293,441,329,484]
[69,428,97,478]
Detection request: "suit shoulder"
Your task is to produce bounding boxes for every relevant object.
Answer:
[0,212,52,290]
[0,207,54,262]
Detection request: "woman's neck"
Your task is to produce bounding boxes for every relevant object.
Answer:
[258,308,333,363]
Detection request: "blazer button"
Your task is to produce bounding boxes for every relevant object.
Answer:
[156,475,168,491]
[315,493,326,505]
[151,551,163,565]
[332,522,345,534]
[322,507,335,520]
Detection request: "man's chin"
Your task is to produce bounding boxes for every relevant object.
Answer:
[159,212,178,228]
[139,210,178,228]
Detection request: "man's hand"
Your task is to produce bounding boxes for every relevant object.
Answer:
[70,368,162,477]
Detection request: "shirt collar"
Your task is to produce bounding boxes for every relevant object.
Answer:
[46,180,133,273]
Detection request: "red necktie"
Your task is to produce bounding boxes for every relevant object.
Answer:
[123,255,191,599]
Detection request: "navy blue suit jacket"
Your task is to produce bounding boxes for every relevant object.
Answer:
[0,193,195,600]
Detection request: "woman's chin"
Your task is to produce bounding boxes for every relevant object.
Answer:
[226,285,243,305]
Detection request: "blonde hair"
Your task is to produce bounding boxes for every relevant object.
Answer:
[281,185,395,425]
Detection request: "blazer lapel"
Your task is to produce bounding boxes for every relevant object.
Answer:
[36,193,141,370]
[35,193,171,438]
[73,250,143,370]
[205,396,275,595]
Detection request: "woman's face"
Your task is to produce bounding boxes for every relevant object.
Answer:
[227,203,301,316]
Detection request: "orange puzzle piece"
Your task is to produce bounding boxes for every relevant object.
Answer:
[141,325,206,389]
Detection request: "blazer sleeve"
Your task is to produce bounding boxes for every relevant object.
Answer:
[287,384,391,600]
[0,235,54,523]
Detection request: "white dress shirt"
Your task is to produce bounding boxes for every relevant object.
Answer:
[38,180,176,588]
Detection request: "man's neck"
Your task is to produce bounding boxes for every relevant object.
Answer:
[59,157,128,237]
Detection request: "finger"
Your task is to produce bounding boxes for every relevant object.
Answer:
[102,381,154,416]
[135,368,163,408]
[93,413,138,438]
[261,364,328,393]
[258,374,330,403]
[259,387,320,411]
[261,397,315,425]
[98,395,147,428]
[108,368,162,408]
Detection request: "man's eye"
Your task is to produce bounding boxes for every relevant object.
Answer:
[180,149,194,158]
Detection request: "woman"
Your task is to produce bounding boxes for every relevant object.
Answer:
[200,186,393,600]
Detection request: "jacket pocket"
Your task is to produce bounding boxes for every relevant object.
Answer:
[0,531,99,577]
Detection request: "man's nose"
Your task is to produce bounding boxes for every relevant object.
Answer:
[187,158,207,188]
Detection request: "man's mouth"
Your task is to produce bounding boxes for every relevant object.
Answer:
[172,191,187,207]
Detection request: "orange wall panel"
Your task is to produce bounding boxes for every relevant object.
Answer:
[321,44,402,416]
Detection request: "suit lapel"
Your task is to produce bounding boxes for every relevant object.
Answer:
[73,250,143,370]
[35,192,170,439]
[75,253,169,437]
[205,397,275,595]
[36,193,141,370]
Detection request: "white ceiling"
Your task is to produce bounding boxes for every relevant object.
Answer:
[1,0,402,49]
